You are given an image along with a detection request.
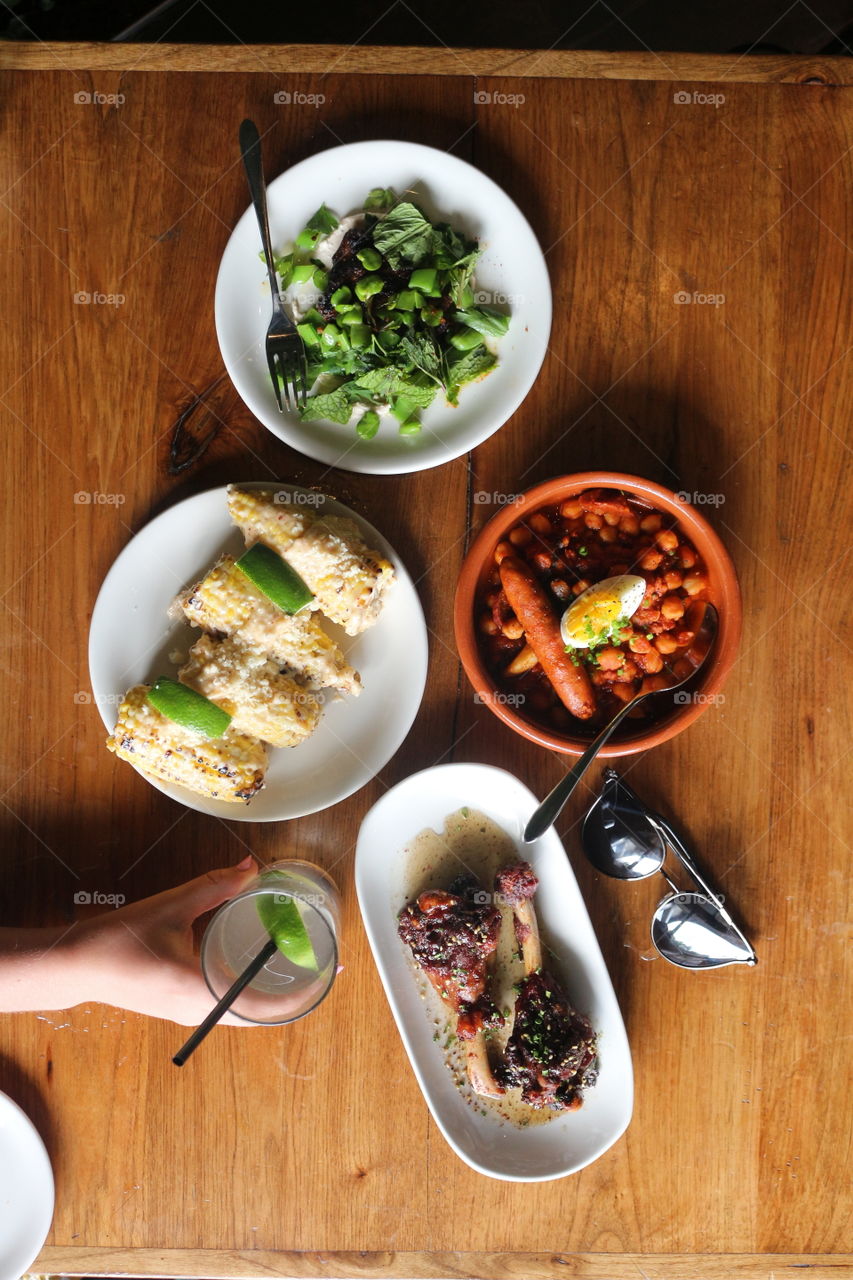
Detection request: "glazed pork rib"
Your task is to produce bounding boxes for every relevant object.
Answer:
[398,875,505,1098]
[495,862,598,1111]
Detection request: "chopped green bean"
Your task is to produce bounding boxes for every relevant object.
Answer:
[349,323,371,349]
[356,247,382,271]
[354,274,384,301]
[296,322,321,348]
[448,325,484,351]
[408,267,439,294]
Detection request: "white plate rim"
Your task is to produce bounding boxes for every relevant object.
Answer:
[355,761,634,1182]
[0,1090,54,1280]
[88,482,428,822]
[215,138,552,475]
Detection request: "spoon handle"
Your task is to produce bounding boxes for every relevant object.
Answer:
[523,695,643,842]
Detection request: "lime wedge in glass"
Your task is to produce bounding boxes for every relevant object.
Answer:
[235,544,314,614]
[257,892,319,972]
[147,678,232,738]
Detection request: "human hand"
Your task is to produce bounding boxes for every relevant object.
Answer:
[71,855,261,1025]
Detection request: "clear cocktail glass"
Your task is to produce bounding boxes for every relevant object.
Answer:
[200,860,340,1025]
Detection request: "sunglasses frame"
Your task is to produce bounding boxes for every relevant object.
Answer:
[585,770,757,969]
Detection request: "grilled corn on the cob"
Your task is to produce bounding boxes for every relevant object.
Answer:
[177,555,361,696]
[227,485,395,636]
[179,635,323,748]
[107,684,267,802]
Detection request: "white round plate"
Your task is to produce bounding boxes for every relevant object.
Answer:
[0,1092,54,1280]
[215,139,552,474]
[89,484,428,822]
[356,763,633,1182]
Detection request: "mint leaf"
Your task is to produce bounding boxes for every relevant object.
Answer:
[306,203,339,234]
[446,348,496,406]
[394,377,438,409]
[364,187,396,211]
[372,202,435,268]
[398,333,442,382]
[299,387,354,424]
[351,368,437,409]
[453,306,510,338]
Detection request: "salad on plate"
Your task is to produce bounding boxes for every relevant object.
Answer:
[271,189,511,439]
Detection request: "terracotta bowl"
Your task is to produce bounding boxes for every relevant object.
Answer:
[454,472,742,757]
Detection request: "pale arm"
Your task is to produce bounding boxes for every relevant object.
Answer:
[0,856,260,1026]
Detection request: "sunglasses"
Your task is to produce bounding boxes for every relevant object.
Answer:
[582,768,757,970]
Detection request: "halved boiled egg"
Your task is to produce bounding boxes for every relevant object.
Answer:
[561,575,647,649]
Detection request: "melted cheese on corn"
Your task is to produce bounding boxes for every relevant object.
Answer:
[179,635,323,749]
[177,555,361,696]
[227,486,395,636]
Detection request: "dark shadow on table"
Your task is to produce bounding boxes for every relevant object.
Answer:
[0,1052,58,1165]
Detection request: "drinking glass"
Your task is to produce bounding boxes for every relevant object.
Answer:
[200,860,340,1025]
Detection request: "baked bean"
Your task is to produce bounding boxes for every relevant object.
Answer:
[495,540,513,564]
[628,634,653,654]
[680,545,697,569]
[531,551,551,574]
[528,513,552,535]
[683,573,707,596]
[640,675,670,694]
[572,579,592,595]
[505,645,539,676]
[603,511,621,527]
[664,569,683,590]
[583,513,603,530]
[551,579,570,600]
[655,634,678,654]
[599,525,618,543]
[612,682,636,704]
[661,595,685,620]
[614,657,639,682]
[559,499,583,519]
[619,515,640,535]
[480,612,499,636]
[509,525,532,547]
[656,529,678,552]
[502,618,524,640]
[635,647,664,674]
[640,514,662,533]
[596,647,625,671]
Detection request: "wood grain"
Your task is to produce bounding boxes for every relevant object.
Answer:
[1,44,852,84]
[0,44,850,1279]
[31,1247,853,1278]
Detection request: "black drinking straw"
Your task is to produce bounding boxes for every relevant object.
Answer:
[173,936,278,1066]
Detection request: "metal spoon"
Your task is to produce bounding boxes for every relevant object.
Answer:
[523,603,718,844]
[583,769,757,969]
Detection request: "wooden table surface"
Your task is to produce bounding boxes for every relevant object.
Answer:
[1,42,851,1280]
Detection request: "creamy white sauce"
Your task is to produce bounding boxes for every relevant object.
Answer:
[400,807,559,1129]
[285,212,366,321]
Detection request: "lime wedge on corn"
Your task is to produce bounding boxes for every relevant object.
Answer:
[147,678,232,738]
[235,544,313,615]
[257,892,318,971]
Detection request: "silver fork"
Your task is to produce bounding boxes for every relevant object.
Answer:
[238,119,308,413]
